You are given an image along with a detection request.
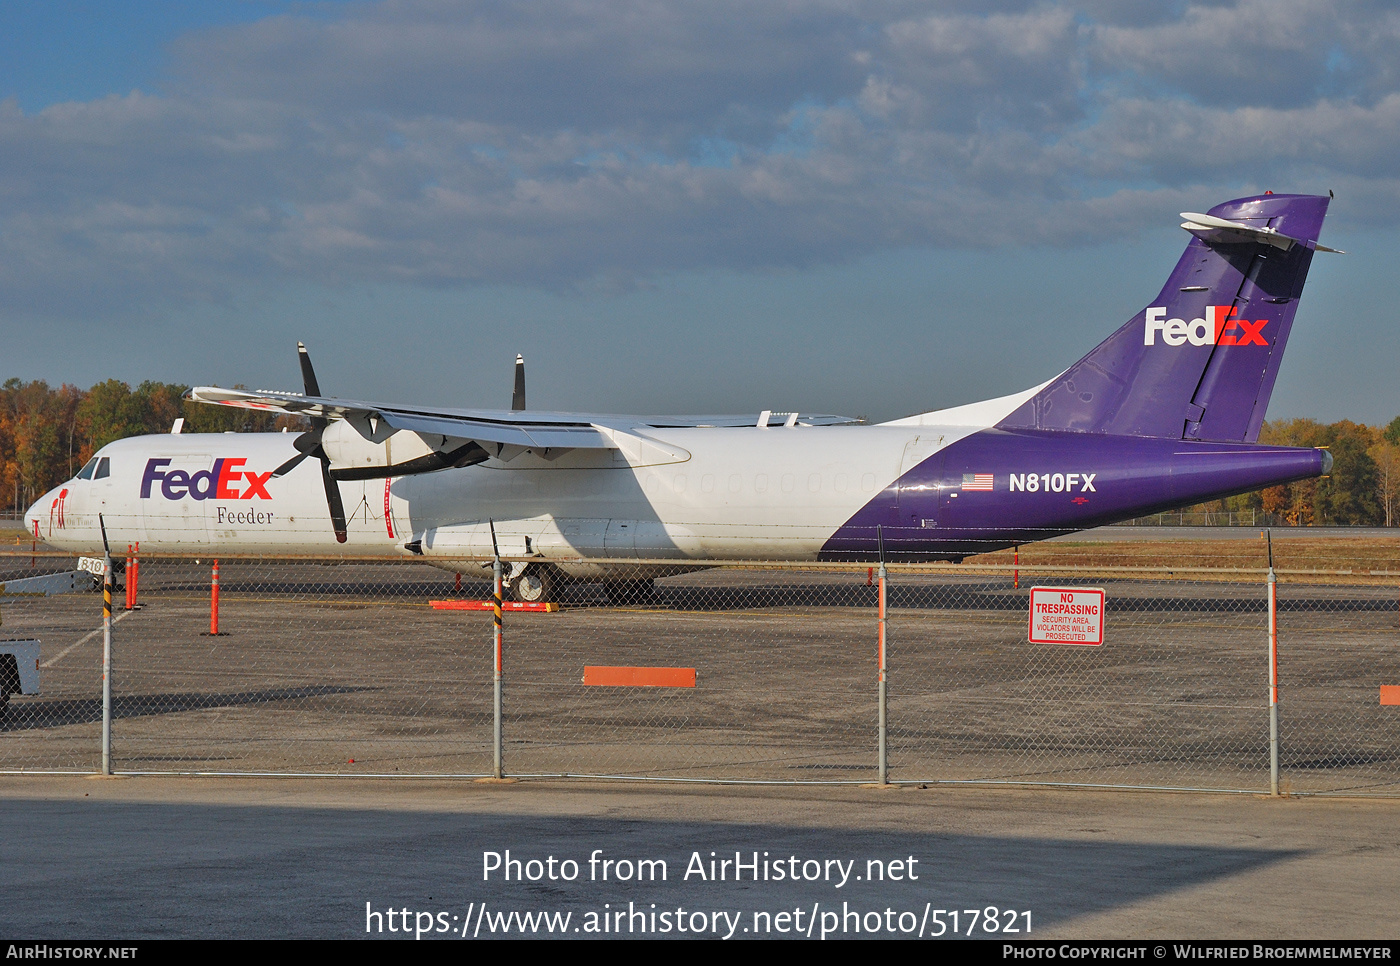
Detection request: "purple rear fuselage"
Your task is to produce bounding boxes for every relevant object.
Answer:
[820,429,1327,560]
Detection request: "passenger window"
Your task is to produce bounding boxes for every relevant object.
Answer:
[76,458,99,480]
[94,457,111,479]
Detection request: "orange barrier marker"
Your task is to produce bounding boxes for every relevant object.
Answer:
[131,542,139,608]
[202,559,226,636]
[1381,686,1400,706]
[583,666,696,688]
[430,599,559,613]
[125,545,135,610]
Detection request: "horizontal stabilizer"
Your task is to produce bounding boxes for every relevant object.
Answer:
[1180,211,1345,254]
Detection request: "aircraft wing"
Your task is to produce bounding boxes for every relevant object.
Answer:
[186,386,857,451]
[185,350,859,540]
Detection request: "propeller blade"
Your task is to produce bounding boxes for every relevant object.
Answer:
[512,353,526,411]
[293,343,343,541]
[321,458,348,543]
[298,342,322,398]
[271,451,309,478]
[272,423,326,478]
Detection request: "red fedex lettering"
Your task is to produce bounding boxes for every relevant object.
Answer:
[1212,305,1238,344]
[216,458,246,499]
[1235,318,1269,346]
[241,470,273,500]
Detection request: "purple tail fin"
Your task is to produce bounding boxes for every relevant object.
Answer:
[998,193,1331,443]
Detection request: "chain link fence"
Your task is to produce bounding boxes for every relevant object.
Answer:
[1,547,1397,794]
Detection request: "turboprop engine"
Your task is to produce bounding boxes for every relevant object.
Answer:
[319,419,488,481]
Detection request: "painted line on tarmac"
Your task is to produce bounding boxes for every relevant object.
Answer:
[42,609,134,668]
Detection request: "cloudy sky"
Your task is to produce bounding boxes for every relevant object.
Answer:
[2,0,1398,423]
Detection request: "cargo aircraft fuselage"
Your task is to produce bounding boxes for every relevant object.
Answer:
[29,193,1338,600]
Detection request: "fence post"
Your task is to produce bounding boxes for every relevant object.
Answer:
[877,525,888,785]
[493,553,504,780]
[209,560,221,635]
[102,551,113,776]
[1268,563,1279,796]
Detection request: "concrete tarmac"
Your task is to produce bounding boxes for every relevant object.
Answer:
[3,775,1399,940]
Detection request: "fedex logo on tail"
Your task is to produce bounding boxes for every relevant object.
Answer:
[141,458,273,500]
[1144,306,1269,347]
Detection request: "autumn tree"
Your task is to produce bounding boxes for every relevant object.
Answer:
[1370,435,1400,527]
[76,379,150,457]
[1316,421,1382,524]
[2,380,82,514]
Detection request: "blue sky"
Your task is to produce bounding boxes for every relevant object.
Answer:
[0,2,299,111]
[2,0,1398,424]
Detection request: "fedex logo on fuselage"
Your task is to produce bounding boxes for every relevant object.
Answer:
[1144,306,1269,347]
[140,458,273,501]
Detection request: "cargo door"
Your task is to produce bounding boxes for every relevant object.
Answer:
[895,435,945,532]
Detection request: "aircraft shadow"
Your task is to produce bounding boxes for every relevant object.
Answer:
[0,798,1302,938]
[554,583,1390,614]
[1,684,370,732]
[137,579,470,599]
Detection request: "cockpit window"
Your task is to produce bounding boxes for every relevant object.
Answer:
[94,457,111,479]
[76,458,99,480]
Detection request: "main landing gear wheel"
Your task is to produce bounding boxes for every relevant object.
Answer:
[510,565,555,604]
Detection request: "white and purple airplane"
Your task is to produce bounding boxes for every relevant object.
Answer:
[28,192,1337,601]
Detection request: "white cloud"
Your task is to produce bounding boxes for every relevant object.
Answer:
[2,0,1399,318]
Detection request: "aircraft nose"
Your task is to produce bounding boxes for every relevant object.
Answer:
[1320,448,1334,475]
[23,488,54,538]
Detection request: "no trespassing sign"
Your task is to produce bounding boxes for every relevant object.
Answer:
[1028,586,1105,646]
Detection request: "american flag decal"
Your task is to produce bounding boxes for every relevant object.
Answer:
[961,473,994,491]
